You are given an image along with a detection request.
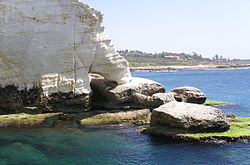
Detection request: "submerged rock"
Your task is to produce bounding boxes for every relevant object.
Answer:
[151,102,230,132]
[90,75,165,109]
[0,142,51,164]
[170,87,207,104]
[0,0,131,113]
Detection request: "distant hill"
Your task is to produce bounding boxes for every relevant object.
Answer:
[118,50,250,67]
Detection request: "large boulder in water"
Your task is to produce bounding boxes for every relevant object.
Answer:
[90,74,165,109]
[151,102,230,132]
[170,87,207,104]
[0,0,131,113]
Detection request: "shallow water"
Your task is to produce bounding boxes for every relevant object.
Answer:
[1,69,250,165]
[1,127,250,165]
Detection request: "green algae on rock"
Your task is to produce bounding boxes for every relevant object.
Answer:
[0,109,151,128]
[141,117,250,143]
[0,113,62,128]
[204,100,233,106]
[80,109,151,127]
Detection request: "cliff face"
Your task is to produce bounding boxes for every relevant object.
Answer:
[0,0,131,113]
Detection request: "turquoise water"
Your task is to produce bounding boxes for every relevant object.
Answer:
[1,127,250,165]
[1,69,250,165]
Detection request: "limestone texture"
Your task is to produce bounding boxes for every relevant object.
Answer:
[151,102,230,132]
[80,109,151,126]
[131,92,175,109]
[0,0,131,113]
[90,74,165,109]
[170,87,207,104]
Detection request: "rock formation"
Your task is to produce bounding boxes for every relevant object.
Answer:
[90,74,165,109]
[0,0,131,113]
[151,102,230,132]
[131,92,175,109]
[0,1,236,142]
[170,87,207,104]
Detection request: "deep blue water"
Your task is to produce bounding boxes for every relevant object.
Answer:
[1,69,250,165]
[133,69,250,117]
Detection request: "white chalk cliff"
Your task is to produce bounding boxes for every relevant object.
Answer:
[0,0,131,112]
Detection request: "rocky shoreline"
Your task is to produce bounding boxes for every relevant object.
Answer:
[141,116,250,143]
[1,0,250,144]
[1,109,250,143]
[0,109,151,129]
[130,64,250,72]
[1,76,250,143]
[141,125,250,143]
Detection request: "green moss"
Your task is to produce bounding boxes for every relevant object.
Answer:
[230,117,250,128]
[179,117,250,139]
[80,110,150,126]
[204,100,232,106]
[0,113,48,122]
[142,117,250,142]
[0,113,62,127]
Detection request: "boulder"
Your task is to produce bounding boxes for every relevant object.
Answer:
[151,93,176,104]
[90,75,165,109]
[0,0,131,113]
[131,92,175,109]
[151,102,230,132]
[170,87,206,104]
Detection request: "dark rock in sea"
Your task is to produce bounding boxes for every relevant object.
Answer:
[43,92,91,113]
[0,85,91,114]
[0,85,42,114]
[150,102,230,132]
[90,74,165,109]
[170,86,207,104]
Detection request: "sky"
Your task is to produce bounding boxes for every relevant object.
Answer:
[82,0,250,59]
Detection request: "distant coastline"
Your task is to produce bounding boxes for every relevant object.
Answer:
[120,49,250,72]
[130,64,250,72]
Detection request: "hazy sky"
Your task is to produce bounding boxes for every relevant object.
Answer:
[82,0,250,59]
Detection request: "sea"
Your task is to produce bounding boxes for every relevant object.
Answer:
[1,69,250,165]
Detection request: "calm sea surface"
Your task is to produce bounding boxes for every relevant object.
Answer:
[1,69,250,165]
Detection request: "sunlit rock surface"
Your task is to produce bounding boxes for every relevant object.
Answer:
[0,0,131,113]
[90,74,165,109]
[151,102,230,132]
[170,87,207,104]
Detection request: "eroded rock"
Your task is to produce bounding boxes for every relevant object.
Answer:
[170,87,207,104]
[0,0,131,113]
[90,75,165,109]
[131,92,175,109]
[80,109,151,126]
[151,102,230,132]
